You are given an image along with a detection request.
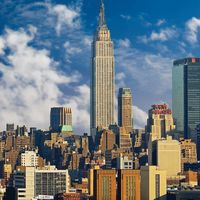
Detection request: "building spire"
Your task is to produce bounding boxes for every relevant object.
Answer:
[99,0,106,27]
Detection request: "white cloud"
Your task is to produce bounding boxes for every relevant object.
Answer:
[139,27,177,43]
[133,106,148,129]
[120,14,132,21]
[118,38,131,48]
[47,3,80,35]
[185,17,200,44]
[0,27,90,133]
[116,39,172,95]
[156,19,166,26]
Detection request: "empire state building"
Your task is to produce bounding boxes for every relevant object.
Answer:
[90,1,115,139]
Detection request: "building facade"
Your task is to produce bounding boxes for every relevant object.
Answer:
[21,151,39,167]
[50,107,72,132]
[180,139,197,172]
[146,104,175,141]
[93,169,116,200]
[141,166,167,200]
[118,170,140,200]
[156,136,181,177]
[90,1,115,140]
[172,58,200,139]
[118,88,133,134]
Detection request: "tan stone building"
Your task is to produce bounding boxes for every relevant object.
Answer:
[141,166,166,200]
[94,169,116,200]
[149,136,181,177]
[91,1,115,140]
[119,127,132,151]
[147,104,176,164]
[118,170,140,200]
[180,139,197,172]
[146,104,175,140]
[98,129,116,153]
[118,88,133,134]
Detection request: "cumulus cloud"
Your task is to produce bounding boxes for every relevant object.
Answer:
[47,4,81,35]
[0,27,90,133]
[139,27,177,43]
[185,17,200,44]
[115,39,172,96]
[133,106,148,129]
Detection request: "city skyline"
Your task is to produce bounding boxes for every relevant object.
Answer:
[1,0,200,134]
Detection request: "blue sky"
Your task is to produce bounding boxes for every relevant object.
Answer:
[1,0,200,134]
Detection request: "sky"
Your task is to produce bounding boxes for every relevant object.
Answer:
[1,0,200,134]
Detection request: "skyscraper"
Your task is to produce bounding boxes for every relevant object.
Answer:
[50,107,72,132]
[118,88,133,134]
[172,58,200,139]
[90,1,115,140]
[146,104,175,141]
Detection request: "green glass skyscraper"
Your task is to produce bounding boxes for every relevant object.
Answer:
[172,57,200,140]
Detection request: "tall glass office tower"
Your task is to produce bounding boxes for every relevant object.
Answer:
[90,1,115,140]
[172,58,200,140]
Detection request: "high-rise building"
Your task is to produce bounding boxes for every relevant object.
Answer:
[6,123,14,132]
[180,139,197,172]
[50,107,72,132]
[90,1,115,140]
[93,169,116,200]
[172,58,200,139]
[146,104,175,141]
[20,151,39,167]
[118,88,133,134]
[141,166,167,200]
[118,170,140,200]
[151,136,181,177]
[8,166,70,200]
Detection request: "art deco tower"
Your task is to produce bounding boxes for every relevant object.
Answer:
[90,1,115,139]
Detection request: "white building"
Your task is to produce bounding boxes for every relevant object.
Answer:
[11,166,70,200]
[117,155,133,169]
[21,151,39,167]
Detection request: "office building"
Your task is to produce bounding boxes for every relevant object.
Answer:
[118,170,140,200]
[149,136,181,177]
[94,169,116,200]
[180,139,197,172]
[20,151,39,167]
[118,88,133,134]
[141,166,167,200]
[8,166,69,200]
[90,0,115,140]
[6,123,14,132]
[146,104,175,141]
[172,57,200,139]
[50,107,72,132]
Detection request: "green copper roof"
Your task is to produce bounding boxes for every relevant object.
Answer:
[60,125,73,132]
